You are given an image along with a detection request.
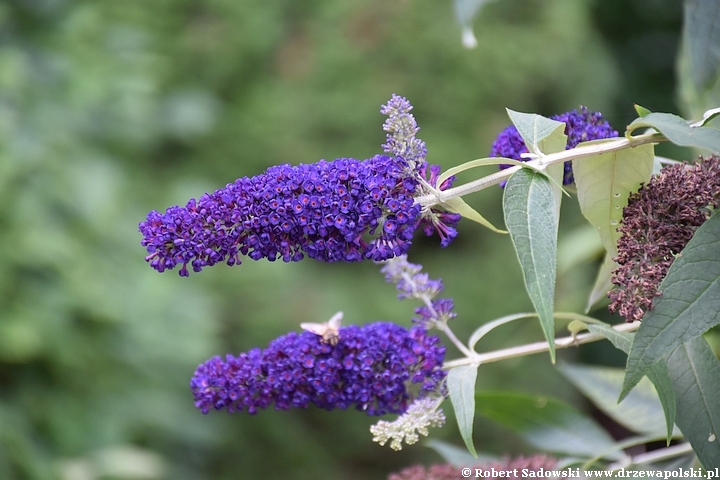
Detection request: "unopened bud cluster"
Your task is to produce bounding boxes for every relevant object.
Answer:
[381,255,457,328]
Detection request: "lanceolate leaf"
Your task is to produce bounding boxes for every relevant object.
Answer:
[443,197,506,234]
[683,0,720,91]
[546,161,567,228]
[667,337,720,469]
[506,109,566,156]
[585,253,615,313]
[646,363,677,445]
[447,365,479,457]
[572,142,654,257]
[453,0,493,48]
[558,363,676,437]
[437,157,529,187]
[634,104,653,117]
[453,0,489,29]
[626,112,720,153]
[691,107,720,128]
[652,156,665,175]
[587,324,676,441]
[475,392,624,460]
[506,108,568,220]
[622,212,720,399]
[503,169,559,362]
[425,439,497,467]
[468,313,536,351]
[586,323,633,353]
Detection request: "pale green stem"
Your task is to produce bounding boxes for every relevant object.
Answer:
[415,133,665,208]
[398,271,475,357]
[442,321,641,369]
[437,323,475,358]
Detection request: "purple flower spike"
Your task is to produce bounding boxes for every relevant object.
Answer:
[490,107,618,185]
[140,95,462,275]
[140,155,423,275]
[190,322,446,416]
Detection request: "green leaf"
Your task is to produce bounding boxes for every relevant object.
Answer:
[546,161,567,228]
[586,323,633,353]
[437,157,529,188]
[453,0,493,48]
[634,104,653,117]
[558,363,676,437]
[646,367,677,445]
[691,107,720,128]
[557,224,604,274]
[585,253,615,313]
[447,365,479,457]
[626,112,720,153]
[468,313,536,351]
[652,156,665,175]
[475,391,624,460]
[667,337,720,469]
[442,196,506,234]
[503,168,559,362]
[683,0,720,91]
[582,433,681,471]
[506,109,567,156]
[424,439,497,466]
[453,0,490,28]
[509,109,569,216]
[572,141,654,257]
[622,212,720,399]
[587,324,676,441]
[552,311,608,327]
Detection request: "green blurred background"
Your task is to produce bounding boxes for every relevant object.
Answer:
[0,0,686,479]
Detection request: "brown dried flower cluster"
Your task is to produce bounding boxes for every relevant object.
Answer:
[609,156,720,321]
[387,455,558,480]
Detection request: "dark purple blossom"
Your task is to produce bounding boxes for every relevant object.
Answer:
[140,155,422,275]
[191,322,446,416]
[490,107,618,185]
[609,156,720,321]
[140,95,461,276]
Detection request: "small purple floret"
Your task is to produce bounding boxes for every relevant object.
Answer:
[190,322,446,416]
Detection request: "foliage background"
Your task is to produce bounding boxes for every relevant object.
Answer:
[0,0,684,479]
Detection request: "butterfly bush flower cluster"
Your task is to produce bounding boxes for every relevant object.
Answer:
[387,455,560,480]
[140,95,460,276]
[490,107,618,185]
[609,155,720,321]
[191,321,446,416]
[381,255,456,328]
